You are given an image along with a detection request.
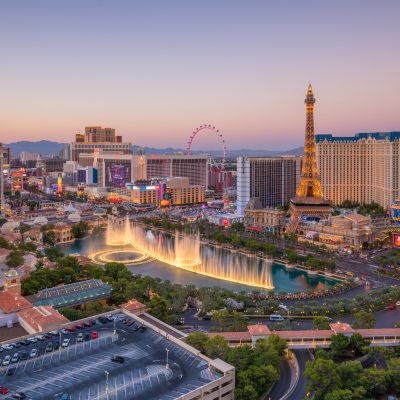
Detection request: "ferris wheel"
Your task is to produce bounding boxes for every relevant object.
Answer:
[187,124,227,171]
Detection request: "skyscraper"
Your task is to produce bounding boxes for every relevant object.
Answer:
[316,132,400,208]
[70,126,132,161]
[286,84,330,233]
[236,156,302,216]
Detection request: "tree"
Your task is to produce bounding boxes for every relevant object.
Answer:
[185,332,209,354]
[43,230,56,246]
[45,247,64,261]
[352,310,376,329]
[387,357,400,393]
[349,333,370,356]
[6,250,24,268]
[205,336,229,359]
[324,389,356,400]
[19,223,31,234]
[304,358,342,399]
[0,236,11,249]
[330,333,351,359]
[313,316,331,330]
[147,295,169,322]
[362,367,389,396]
[211,309,230,331]
[71,221,89,239]
[230,312,248,332]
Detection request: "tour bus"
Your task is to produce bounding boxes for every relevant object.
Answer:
[269,314,285,322]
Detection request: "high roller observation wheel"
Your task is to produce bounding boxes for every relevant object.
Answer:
[187,124,227,171]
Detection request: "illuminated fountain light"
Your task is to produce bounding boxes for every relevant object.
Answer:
[118,216,274,289]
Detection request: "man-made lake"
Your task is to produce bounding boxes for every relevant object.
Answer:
[59,229,339,294]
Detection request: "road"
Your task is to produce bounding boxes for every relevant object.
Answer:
[266,358,291,400]
[286,349,312,400]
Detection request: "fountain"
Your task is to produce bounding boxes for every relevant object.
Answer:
[95,216,274,289]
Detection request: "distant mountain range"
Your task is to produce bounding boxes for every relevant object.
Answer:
[4,140,304,158]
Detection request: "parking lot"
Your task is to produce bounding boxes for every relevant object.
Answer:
[0,313,219,399]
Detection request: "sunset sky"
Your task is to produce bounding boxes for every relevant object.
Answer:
[0,0,399,150]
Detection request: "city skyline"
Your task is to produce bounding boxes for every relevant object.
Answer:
[1,0,399,149]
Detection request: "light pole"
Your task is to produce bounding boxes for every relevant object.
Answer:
[165,348,169,369]
[105,370,109,394]
[113,318,116,335]
[59,332,62,349]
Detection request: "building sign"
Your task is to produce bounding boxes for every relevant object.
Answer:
[105,160,131,188]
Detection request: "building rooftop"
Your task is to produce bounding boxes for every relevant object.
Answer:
[17,306,69,332]
[28,279,112,308]
[0,291,32,314]
[316,132,400,143]
[0,308,234,400]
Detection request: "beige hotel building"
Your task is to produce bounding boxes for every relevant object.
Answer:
[316,132,400,208]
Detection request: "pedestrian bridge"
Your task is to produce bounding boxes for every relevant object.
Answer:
[208,323,400,349]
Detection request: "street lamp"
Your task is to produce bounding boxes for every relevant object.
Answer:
[113,318,116,335]
[105,370,109,394]
[165,348,170,369]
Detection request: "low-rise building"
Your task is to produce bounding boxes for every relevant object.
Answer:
[302,212,375,249]
[127,177,205,207]
[53,223,74,243]
[244,198,286,234]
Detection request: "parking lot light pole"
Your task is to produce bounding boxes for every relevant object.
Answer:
[165,348,169,369]
[59,332,62,348]
[105,370,109,394]
[113,318,116,335]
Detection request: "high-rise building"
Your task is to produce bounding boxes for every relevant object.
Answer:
[236,155,302,216]
[131,154,209,187]
[70,126,132,161]
[286,84,331,233]
[316,132,400,208]
[0,143,10,217]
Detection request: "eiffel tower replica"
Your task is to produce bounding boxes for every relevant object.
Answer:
[286,84,331,233]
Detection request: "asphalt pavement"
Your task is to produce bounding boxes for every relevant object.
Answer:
[286,349,312,400]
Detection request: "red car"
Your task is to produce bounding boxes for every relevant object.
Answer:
[91,331,98,340]
[66,326,77,332]
[0,386,9,395]
[387,305,396,310]
[83,321,92,328]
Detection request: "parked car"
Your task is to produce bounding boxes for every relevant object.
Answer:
[66,327,76,332]
[45,343,53,353]
[12,393,27,399]
[29,349,38,358]
[111,355,124,364]
[84,333,91,341]
[61,339,70,348]
[387,305,396,310]
[0,386,9,395]
[53,342,60,350]
[1,344,14,351]
[12,392,27,399]
[20,352,28,361]
[91,331,98,340]
[11,353,20,363]
[7,367,16,376]
[2,355,11,366]
[98,317,108,324]
[77,333,83,343]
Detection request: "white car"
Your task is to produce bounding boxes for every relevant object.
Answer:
[77,333,83,343]
[1,344,14,351]
[2,355,11,366]
[61,339,70,348]
[49,330,59,336]
[396,301,400,307]
[61,329,69,335]
[27,337,38,343]
[29,348,38,358]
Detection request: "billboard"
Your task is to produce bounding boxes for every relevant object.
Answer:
[105,160,131,188]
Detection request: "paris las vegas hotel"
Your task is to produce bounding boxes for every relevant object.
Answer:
[316,131,400,208]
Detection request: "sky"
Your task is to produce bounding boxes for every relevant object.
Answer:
[0,0,399,150]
